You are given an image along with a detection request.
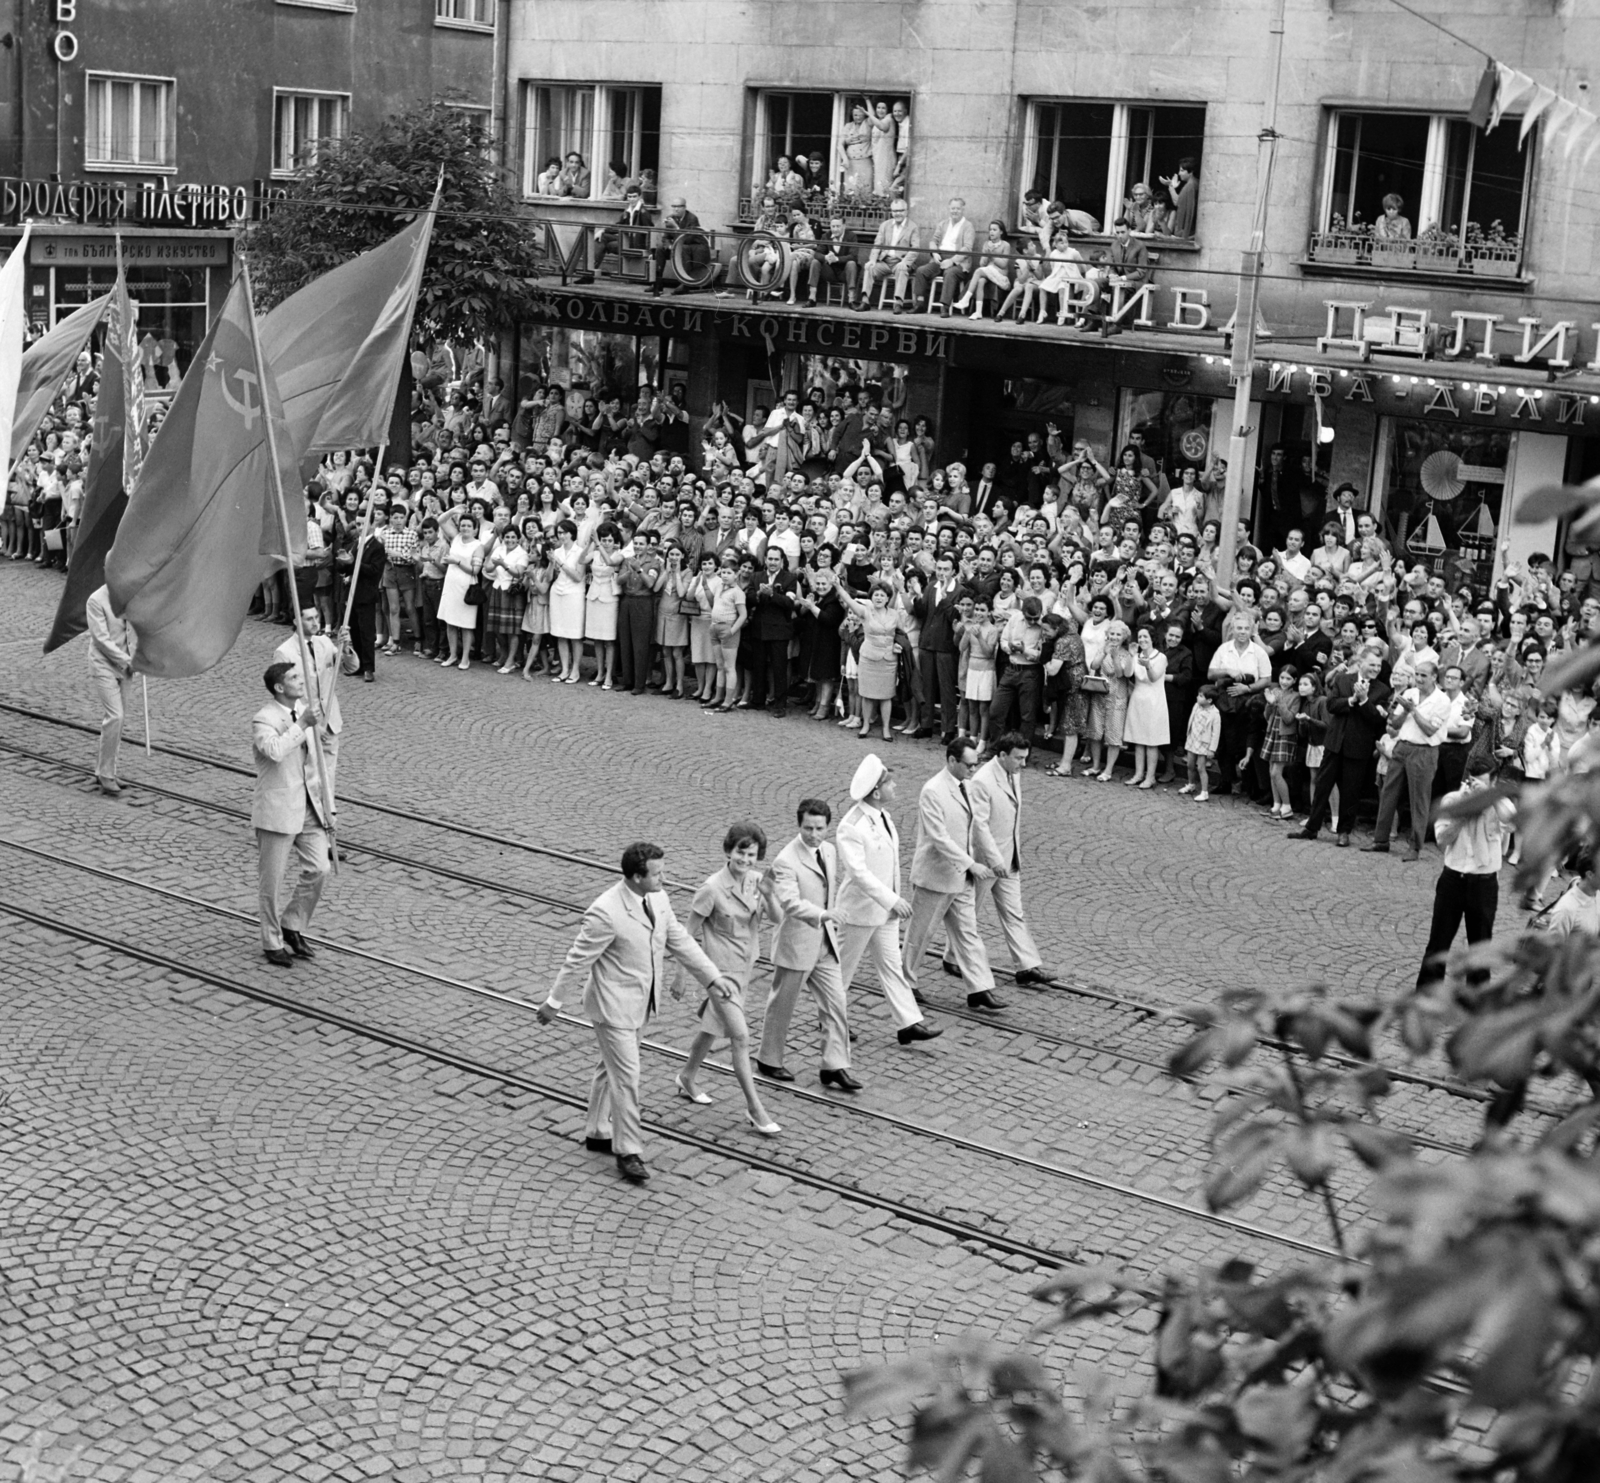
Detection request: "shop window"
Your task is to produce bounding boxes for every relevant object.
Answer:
[522,84,661,202]
[1123,388,1217,479]
[1379,420,1508,597]
[743,89,913,225]
[272,90,349,177]
[435,0,493,27]
[1317,111,1531,263]
[518,324,660,405]
[1020,101,1205,236]
[85,74,176,171]
[55,266,209,381]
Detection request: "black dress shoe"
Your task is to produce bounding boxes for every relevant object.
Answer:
[283,929,315,960]
[755,1061,795,1082]
[1360,842,1390,854]
[911,727,935,739]
[616,1154,649,1183]
[263,948,294,968]
[820,1068,863,1092]
[362,672,375,684]
[1287,829,1319,841]
[967,991,1008,1011]
[584,1136,613,1153]
[897,1021,943,1045]
[1336,834,1351,848]
[1013,967,1059,987]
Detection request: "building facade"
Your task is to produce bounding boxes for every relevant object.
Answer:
[0,0,496,375]
[502,0,1600,585]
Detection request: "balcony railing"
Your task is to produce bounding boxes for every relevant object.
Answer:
[1305,230,1523,280]
[736,189,894,231]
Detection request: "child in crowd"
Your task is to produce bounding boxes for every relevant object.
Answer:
[1181,684,1221,801]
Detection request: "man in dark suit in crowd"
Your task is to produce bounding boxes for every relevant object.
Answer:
[650,196,711,294]
[912,551,964,742]
[751,546,800,717]
[1289,643,1391,847]
[598,183,655,266]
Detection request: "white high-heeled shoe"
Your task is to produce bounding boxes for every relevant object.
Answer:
[746,1112,781,1137]
[676,1075,712,1106]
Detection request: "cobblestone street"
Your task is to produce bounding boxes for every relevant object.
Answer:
[0,562,1487,1482]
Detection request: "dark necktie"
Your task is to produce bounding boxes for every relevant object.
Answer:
[815,848,829,897]
[643,896,656,930]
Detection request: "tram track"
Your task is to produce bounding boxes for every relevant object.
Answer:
[0,879,1345,1265]
[0,729,1506,1159]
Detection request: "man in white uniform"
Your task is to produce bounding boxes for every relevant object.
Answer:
[835,755,943,1075]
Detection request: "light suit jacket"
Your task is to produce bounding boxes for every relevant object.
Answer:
[835,803,903,927]
[968,757,1023,874]
[910,768,981,894]
[868,217,920,266]
[85,584,136,673]
[549,881,720,1028]
[770,835,842,969]
[251,699,327,834]
[273,632,358,736]
[923,215,977,268]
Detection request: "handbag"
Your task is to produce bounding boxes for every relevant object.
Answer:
[1079,674,1110,693]
[43,527,64,551]
[1305,743,1325,769]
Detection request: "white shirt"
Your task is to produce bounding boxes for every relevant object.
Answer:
[1209,638,1272,684]
[1279,550,1312,583]
[938,218,967,253]
[1545,882,1600,937]
[1395,686,1452,747]
[1434,785,1515,874]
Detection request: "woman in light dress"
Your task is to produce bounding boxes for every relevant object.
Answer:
[1160,467,1205,541]
[839,104,873,195]
[656,542,692,698]
[952,222,1014,318]
[1085,617,1136,781]
[519,527,554,680]
[836,577,902,742]
[1122,624,1171,788]
[670,820,782,1137]
[436,510,490,671]
[870,101,897,196]
[547,516,590,683]
[1034,220,1089,325]
[686,551,724,704]
[584,522,624,689]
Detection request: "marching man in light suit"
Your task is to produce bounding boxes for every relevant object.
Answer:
[274,606,358,796]
[902,734,1008,1012]
[757,797,852,1087]
[941,732,1059,986]
[538,842,736,1185]
[834,755,943,1077]
[85,583,137,797]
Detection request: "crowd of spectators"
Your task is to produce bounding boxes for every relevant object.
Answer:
[12,345,1600,900]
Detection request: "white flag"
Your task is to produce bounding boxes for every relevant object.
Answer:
[0,222,33,475]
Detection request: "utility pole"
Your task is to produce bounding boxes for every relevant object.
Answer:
[1215,0,1288,589]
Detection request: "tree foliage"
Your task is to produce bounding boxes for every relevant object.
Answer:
[851,494,1600,1481]
[243,102,543,341]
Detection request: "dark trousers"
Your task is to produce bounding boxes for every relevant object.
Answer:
[349,599,378,677]
[1416,866,1499,986]
[761,639,790,714]
[1435,741,1469,799]
[1373,740,1439,853]
[420,577,444,654]
[919,647,959,738]
[1215,709,1250,795]
[618,595,656,693]
[988,665,1041,739]
[1305,751,1372,838]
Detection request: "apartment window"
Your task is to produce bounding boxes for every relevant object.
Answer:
[276,1,356,11]
[85,74,176,171]
[523,83,661,200]
[436,0,493,27]
[1319,110,1531,245]
[273,90,349,176]
[748,89,913,211]
[1021,101,1205,235]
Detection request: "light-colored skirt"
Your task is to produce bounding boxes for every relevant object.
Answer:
[437,565,478,629]
[585,591,618,642]
[549,583,585,639]
[858,653,897,702]
[689,615,716,664]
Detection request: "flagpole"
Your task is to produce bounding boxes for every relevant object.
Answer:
[141,676,151,755]
[239,260,340,870]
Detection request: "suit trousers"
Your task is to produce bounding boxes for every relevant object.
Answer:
[988,665,1040,740]
[91,658,131,782]
[943,872,1041,973]
[1373,741,1438,853]
[836,921,923,1029]
[903,883,996,995]
[759,955,850,1070]
[618,595,656,693]
[761,638,790,713]
[919,648,959,737]
[348,598,378,675]
[1305,751,1371,838]
[860,257,913,304]
[256,824,331,951]
[911,260,967,310]
[1416,866,1499,987]
[584,1021,645,1158]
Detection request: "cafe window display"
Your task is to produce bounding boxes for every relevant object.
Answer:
[1123,388,1217,475]
[1381,419,1507,596]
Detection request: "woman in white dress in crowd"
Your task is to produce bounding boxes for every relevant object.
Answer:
[1122,623,1171,788]
[547,516,589,683]
[436,510,490,671]
[584,521,624,690]
[1160,466,1205,541]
